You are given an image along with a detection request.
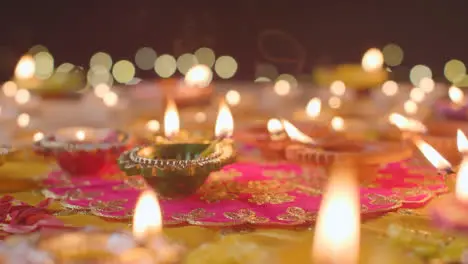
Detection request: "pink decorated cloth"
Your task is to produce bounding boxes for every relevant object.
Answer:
[41,159,446,227]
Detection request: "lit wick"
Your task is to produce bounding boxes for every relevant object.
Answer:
[75,130,86,141]
[457,129,468,156]
[282,120,316,145]
[449,85,465,108]
[164,99,180,139]
[306,98,321,120]
[214,100,234,139]
[413,137,454,177]
[133,190,162,243]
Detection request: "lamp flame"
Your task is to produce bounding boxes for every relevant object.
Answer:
[267,118,283,134]
[312,163,360,264]
[133,190,162,242]
[449,86,464,105]
[413,138,451,170]
[306,98,321,119]
[15,55,35,79]
[282,120,315,144]
[456,158,468,203]
[331,116,345,132]
[458,129,468,153]
[215,101,234,138]
[76,130,86,141]
[361,48,384,72]
[388,113,427,133]
[164,99,180,138]
[184,65,212,88]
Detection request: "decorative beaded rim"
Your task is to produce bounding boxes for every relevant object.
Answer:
[38,128,129,152]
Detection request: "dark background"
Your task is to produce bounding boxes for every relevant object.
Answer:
[0,1,467,81]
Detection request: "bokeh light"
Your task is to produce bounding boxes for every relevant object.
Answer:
[276,74,298,90]
[330,80,346,96]
[214,56,238,79]
[404,100,418,115]
[419,77,435,93]
[225,90,241,106]
[94,83,111,98]
[194,47,215,68]
[154,54,177,78]
[112,60,135,84]
[15,55,35,79]
[194,112,207,123]
[382,43,404,66]
[361,48,384,71]
[381,80,398,96]
[177,53,198,75]
[33,132,44,142]
[409,65,432,86]
[2,81,17,97]
[328,96,342,109]
[255,64,278,80]
[146,120,160,132]
[273,80,291,96]
[15,89,30,105]
[56,63,75,73]
[33,52,54,79]
[87,65,113,87]
[409,87,425,103]
[103,91,119,107]
[135,47,157,70]
[28,45,48,55]
[17,113,30,127]
[444,59,466,83]
[90,52,113,71]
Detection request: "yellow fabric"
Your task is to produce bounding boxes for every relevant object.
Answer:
[1,160,466,263]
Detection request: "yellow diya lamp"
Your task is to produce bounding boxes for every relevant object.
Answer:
[313,48,388,93]
[283,120,412,182]
[0,190,185,263]
[156,65,214,108]
[13,55,85,99]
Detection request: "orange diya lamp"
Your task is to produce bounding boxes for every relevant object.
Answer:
[157,65,214,108]
[284,120,412,182]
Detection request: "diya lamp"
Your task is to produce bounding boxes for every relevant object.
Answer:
[12,55,85,99]
[312,162,360,264]
[431,158,468,234]
[313,48,388,94]
[37,127,130,176]
[284,120,412,182]
[435,85,468,121]
[0,190,185,263]
[292,97,331,124]
[157,65,214,108]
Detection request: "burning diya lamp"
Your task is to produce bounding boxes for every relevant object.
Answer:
[313,48,388,93]
[284,120,412,182]
[292,97,331,123]
[119,102,236,198]
[431,158,468,233]
[435,85,468,121]
[389,113,468,165]
[37,127,129,176]
[157,65,213,108]
[0,190,185,263]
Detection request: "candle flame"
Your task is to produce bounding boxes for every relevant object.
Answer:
[76,130,86,141]
[184,65,212,88]
[312,163,360,264]
[388,113,427,133]
[215,101,234,138]
[15,55,35,79]
[306,98,321,119]
[361,48,384,72]
[164,99,180,138]
[282,120,315,144]
[331,116,345,131]
[133,190,162,241]
[456,158,468,202]
[267,118,283,134]
[457,129,468,153]
[413,138,451,170]
[449,86,464,105]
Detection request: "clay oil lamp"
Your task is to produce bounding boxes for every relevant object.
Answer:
[37,127,130,176]
[413,137,455,185]
[434,85,468,121]
[157,65,213,108]
[0,190,185,264]
[284,120,412,182]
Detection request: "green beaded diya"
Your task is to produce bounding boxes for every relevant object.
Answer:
[118,141,235,198]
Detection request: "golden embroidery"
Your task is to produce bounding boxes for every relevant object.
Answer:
[67,189,102,200]
[397,208,420,216]
[101,172,128,181]
[367,193,399,205]
[172,208,215,224]
[361,204,369,212]
[277,207,315,224]
[209,169,242,181]
[249,193,295,205]
[263,169,325,196]
[391,187,432,198]
[224,209,269,224]
[91,200,127,212]
[403,177,443,187]
[125,177,147,189]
